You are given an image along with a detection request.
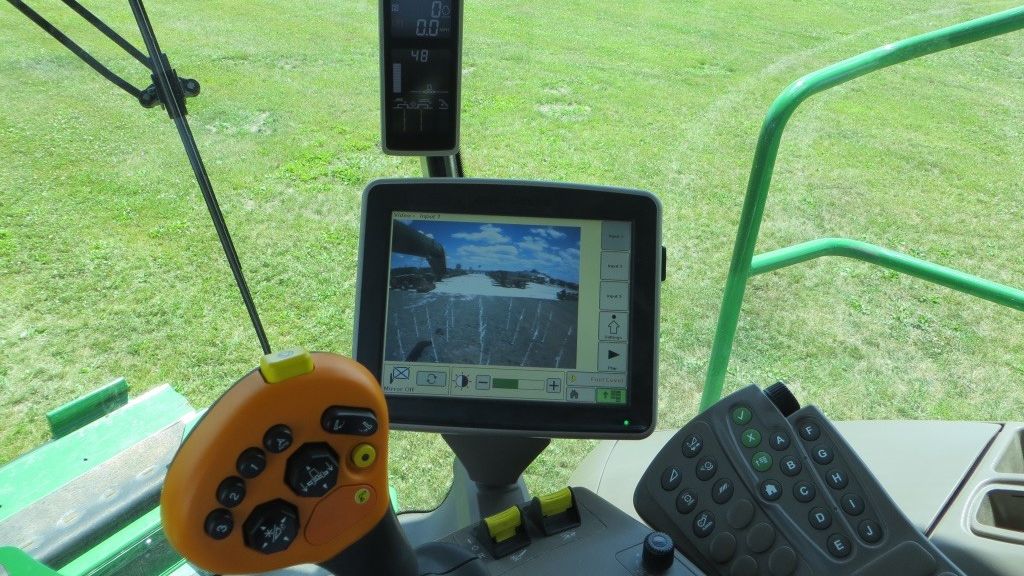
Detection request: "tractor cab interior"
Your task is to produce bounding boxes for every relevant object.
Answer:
[1,1,1023,576]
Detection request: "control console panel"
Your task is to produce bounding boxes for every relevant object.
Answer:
[634,383,966,576]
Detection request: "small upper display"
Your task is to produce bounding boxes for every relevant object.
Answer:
[390,0,455,40]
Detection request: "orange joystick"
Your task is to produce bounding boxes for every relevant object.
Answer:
[161,349,417,575]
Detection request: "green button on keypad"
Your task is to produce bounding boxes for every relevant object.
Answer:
[742,428,762,448]
[731,405,753,425]
[751,451,773,472]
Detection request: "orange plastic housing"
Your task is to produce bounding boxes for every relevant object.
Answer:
[161,352,390,574]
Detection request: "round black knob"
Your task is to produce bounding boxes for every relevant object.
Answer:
[286,442,340,497]
[243,499,299,554]
[642,531,675,572]
[764,381,800,417]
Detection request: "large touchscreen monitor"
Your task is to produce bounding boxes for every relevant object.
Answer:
[355,179,661,438]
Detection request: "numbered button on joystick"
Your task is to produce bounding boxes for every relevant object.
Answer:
[237,447,266,479]
[243,499,299,554]
[205,509,234,540]
[286,443,340,498]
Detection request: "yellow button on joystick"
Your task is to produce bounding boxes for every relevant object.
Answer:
[351,443,377,469]
[484,506,522,543]
[260,347,314,384]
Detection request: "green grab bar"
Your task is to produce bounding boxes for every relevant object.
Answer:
[700,6,1024,411]
[751,238,1024,312]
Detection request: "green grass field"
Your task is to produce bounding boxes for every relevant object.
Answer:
[1,0,1022,511]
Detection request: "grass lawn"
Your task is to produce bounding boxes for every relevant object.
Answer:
[1,0,1022,511]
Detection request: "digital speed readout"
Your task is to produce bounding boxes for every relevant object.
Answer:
[390,0,454,40]
[381,0,462,154]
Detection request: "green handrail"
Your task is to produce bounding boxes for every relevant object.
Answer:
[700,5,1024,411]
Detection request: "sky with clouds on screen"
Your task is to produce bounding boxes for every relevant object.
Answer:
[391,220,581,283]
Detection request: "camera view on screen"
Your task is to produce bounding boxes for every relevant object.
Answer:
[385,219,581,369]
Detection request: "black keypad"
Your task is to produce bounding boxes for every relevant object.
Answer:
[204,508,234,540]
[263,424,293,454]
[676,489,698,514]
[798,419,821,441]
[780,455,802,477]
[826,469,849,490]
[827,533,853,558]
[809,507,832,530]
[693,510,716,538]
[712,478,735,504]
[812,445,834,465]
[841,493,865,516]
[243,499,299,554]
[769,431,791,451]
[696,457,717,481]
[236,447,267,479]
[682,434,703,458]
[793,481,816,503]
[216,476,246,508]
[321,406,378,436]
[662,466,683,491]
[858,519,883,544]
[759,479,783,502]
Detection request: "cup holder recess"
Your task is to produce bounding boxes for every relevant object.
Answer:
[976,489,1024,534]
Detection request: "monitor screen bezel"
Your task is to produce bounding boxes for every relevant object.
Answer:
[355,178,660,438]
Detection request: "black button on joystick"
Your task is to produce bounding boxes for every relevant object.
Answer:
[286,442,340,497]
[321,406,378,436]
[216,476,246,508]
[764,381,800,417]
[236,447,266,479]
[642,531,675,572]
[263,424,293,454]
[204,508,234,540]
[243,499,299,554]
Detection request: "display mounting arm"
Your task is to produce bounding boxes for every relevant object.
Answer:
[7,0,272,354]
